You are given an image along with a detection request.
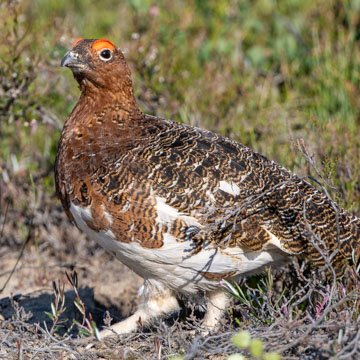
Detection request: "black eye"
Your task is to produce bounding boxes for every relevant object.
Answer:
[99,49,112,61]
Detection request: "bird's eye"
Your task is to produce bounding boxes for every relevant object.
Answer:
[99,49,112,61]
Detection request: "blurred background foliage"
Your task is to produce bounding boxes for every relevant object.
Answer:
[1,0,360,219]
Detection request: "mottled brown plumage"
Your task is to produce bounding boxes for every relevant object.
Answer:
[56,38,360,337]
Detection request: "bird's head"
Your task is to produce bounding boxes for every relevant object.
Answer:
[61,38,134,100]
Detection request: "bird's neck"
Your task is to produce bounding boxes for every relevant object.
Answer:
[62,84,144,138]
[78,77,139,111]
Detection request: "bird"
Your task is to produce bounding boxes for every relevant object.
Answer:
[56,38,360,338]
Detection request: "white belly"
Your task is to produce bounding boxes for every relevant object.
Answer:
[70,202,289,295]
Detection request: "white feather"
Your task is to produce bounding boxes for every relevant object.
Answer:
[218,180,241,196]
[155,196,200,227]
[70,202,289,295]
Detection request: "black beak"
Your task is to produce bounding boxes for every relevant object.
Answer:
[61,51,90,70]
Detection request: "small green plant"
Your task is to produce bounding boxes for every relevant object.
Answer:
[228,330,281,360]
[220,268,287,326]
[65,271,101,340]
[44,280,67,335]
[45,271,100,339]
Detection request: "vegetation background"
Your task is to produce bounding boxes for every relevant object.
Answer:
[1,0,360,358]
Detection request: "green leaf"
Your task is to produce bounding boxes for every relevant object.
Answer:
[79,327,92,337]
[94,326,101,341]
[249,339,263,358]
[74,298,85,315]
[263,352,282,360]
[91,319,100,340]
[44,311,54,321]
[226,354,246,360]
[232,331,251,349]
[51,302,56,316]
[61,293,66,308]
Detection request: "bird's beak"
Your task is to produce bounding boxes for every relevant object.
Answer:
[61,51,76,67]
[60,51,90,71]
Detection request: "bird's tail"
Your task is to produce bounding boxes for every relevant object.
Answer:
[304,211,360,277]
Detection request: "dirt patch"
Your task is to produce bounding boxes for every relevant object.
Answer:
[0,241,142,329]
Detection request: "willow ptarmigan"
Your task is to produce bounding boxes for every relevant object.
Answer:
[56,38,360,338]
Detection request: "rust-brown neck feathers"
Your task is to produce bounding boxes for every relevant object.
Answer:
[56,38,145,220]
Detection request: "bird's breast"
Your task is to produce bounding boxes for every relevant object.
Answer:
[69,199,289,294]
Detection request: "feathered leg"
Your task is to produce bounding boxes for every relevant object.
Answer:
[202,289,229,329]
[100,280,180,338]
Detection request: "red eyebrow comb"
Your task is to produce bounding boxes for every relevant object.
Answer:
[72,38,84,48]
[92,39,115,51]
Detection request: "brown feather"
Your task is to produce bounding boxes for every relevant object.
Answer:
[56,38,360,283]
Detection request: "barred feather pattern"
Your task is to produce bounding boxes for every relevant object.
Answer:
[56,39,360,297]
